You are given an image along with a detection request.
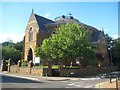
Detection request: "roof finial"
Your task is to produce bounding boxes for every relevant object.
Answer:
[68,13,72,16]
[32,9,34,14]
[102,27,104,32]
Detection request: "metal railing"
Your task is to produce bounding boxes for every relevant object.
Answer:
[109,72,120,90]
[116,73,120,90]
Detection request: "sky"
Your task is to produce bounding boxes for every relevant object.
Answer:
[0,2,119,43]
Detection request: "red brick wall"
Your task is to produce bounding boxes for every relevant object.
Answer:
[59,66,118,77]
[9,65,43,76]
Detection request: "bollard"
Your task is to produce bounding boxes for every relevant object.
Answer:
[116,76,118,90]
[109,74,112,83]
[17,60,21,73]
[7,59,11,72]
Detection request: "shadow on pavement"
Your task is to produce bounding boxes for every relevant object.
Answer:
[2,75,43,83]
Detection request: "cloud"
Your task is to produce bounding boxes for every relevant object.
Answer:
[112,34,119,39]
[45,13,50,18]
[103,28,109,33]
[0,32,23,43]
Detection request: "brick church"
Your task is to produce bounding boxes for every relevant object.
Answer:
[22,11,109,66]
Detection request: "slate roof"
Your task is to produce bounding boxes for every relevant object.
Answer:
[54,16,98,31]
[34,14,55,32]
[34,14,102,43]
[91,31,102,43]
[78,22,98,31]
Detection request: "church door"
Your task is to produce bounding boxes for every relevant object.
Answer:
[27,48,33,62]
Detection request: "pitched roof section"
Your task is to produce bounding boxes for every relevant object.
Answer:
[34,14,55,32]
[54,15,98,32]
[91,31,102,43]
[78,22,98,32]
[33,13,102,43]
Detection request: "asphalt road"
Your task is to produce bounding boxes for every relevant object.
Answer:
[1,75,68,88]
[0,74,111,89]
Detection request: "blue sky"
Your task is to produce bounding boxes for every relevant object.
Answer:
[0,2,118,43]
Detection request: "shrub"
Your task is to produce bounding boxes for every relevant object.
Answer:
[21,60,28,66]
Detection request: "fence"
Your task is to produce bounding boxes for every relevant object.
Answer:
[116,74,120,90]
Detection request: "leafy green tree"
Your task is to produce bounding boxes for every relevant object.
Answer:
[36,23,96,66]
[2,40,15,47]
[105,34,113,48]
[14,41,23,52]
[2,41,23,52]
[2,46,22,64]
[2,40,23,64]
[105,34,120,67]
[112,38,120,66]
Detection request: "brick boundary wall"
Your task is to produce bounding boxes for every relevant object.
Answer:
[8,65,118,77]
[9,65,43,76]
[7,60,43,76]
[59,66,119,77]
[5,59,119,77]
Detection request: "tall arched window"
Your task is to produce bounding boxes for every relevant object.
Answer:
[29,27,33,41]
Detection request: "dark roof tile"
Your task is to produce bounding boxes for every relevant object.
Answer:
[91,31,102,42]
[34,13,102,43]
[34,14,55,31]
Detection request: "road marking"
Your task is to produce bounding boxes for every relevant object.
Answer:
[67,81,95,88]
[61,81,68,82]
[80,78,100,81]
[67,83,93,88]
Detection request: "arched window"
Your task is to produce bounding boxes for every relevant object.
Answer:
[29,27,33,41]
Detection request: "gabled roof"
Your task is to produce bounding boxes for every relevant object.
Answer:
[54,15,98,32]
[33,13,102,43]
[91,31,102,43]
[34,14,55,32]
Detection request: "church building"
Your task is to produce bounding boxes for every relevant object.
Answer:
[23,11,109,66]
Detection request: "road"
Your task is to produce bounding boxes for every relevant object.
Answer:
[1,75,67,88]
[0,74,112,89]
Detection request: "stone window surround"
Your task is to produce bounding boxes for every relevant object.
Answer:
[28,26,34,42]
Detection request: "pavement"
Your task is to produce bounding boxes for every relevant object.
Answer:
[95,78,120,89]
[96,71,120,89]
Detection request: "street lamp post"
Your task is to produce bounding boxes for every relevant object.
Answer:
[109,45,113,83]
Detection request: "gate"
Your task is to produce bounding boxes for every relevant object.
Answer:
[2,60,8,71]
[52,69,59,76]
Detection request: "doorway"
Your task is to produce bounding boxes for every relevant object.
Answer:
[27,48,33,62]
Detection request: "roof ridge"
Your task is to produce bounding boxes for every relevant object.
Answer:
[33,13,55,32]
[34,13,54,22]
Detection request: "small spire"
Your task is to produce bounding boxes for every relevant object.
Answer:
[32,9,34,14]
[68,13,72,16]
[102,27,104,32]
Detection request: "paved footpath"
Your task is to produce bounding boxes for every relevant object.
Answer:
[96,80,120,89]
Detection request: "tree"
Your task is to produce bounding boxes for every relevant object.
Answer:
[112,38,120,66]
[36,23,96,66]
[2,46,22,64]
[2,40,14,47]
[105,34,120,67]
[2,40,23,52]
[14,41,23,52]
[2,40,23,64]
[105,34,114,51]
